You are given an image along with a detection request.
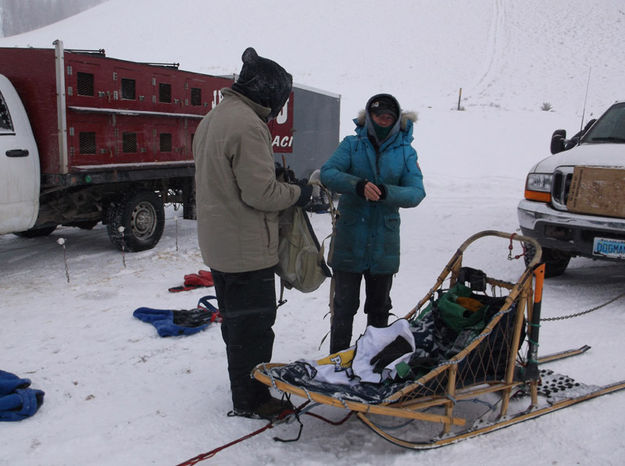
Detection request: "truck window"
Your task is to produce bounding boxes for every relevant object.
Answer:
[585,103,625,142]
[77,72,95,97]
[159,83,171,103]
[121,78,136,100]
[0,90,14,132]
[79,132,96,154]
[123,132,137,153]
[191,88,201,106]
[160,133,172,152]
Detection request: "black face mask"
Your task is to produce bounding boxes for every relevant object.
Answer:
[371,119,394,142]
[232,47,293,120]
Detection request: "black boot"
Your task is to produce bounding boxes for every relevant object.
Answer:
[330,318,353,354]
[366,311,389,328]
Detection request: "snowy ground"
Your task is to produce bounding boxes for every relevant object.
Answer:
[2,1,625,465]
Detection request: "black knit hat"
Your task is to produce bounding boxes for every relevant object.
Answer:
[232,47,293,120]
[367,94,400,120]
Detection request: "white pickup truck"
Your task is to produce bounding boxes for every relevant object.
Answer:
[518,101,625,277]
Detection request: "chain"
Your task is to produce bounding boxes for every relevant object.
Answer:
[507,233,527,261]
[541,291,625,321]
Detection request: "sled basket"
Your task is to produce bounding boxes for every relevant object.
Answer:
[253,230,625,449]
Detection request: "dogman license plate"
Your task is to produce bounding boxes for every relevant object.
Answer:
[592,237,625,259]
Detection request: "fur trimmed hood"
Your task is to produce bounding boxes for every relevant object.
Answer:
[356,109,418,131]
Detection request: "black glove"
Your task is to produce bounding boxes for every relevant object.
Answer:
[376,183,387,200]
[295,180,313,207]
[172,309,215,328]
[356,180,386,201]
[356,179,367,199]
[369,336,413,373]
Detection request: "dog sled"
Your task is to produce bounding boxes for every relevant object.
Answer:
[252,230,625,449]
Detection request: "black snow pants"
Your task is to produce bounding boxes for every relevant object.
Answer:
[211,266,277,412]
[329,269,393,354]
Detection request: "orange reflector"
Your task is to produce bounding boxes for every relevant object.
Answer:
[525,190,551,202]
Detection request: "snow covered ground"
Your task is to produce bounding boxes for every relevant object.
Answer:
[2,1,625,465]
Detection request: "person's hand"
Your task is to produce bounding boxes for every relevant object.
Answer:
[356,179,386,202]
[294,180,313,207]
[363,181,382,201]
[356,179,386,201]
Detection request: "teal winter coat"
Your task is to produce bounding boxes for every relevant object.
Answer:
[321,111,425,274]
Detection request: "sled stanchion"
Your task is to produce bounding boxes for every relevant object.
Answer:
[500,280,531,418]
[525,263,545,407]
[443,365,458,434]
[526,264,545,381]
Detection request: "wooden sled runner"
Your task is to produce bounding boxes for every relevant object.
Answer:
[253,230,625,449]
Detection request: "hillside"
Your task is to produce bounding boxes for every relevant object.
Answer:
[1,0,624,137]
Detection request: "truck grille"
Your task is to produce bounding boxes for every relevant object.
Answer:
[551,167,574,210]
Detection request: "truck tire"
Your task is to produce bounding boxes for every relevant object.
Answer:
[14,225,57,237]
[107,190,165,252]
[524,242,571,278]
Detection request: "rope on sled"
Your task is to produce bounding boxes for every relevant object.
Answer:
[541,290,625,321]
[176,399,304,466]
[175,397,354,465]
[176,420,276,466]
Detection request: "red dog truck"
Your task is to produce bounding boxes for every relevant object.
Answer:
[0,40,339,251]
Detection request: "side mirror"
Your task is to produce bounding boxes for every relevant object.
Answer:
[550,129,566,154]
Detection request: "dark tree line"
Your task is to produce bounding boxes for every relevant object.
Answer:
[1,0,108,37]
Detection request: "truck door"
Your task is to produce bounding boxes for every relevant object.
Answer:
[0,74,40,234]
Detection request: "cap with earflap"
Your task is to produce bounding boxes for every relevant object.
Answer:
[367,94,400,121]
[232,47,293,120]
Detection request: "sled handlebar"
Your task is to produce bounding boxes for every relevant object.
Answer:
[456,230,543,269]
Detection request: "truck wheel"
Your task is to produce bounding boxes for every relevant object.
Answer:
[14,225,57,237]
[523,243,571,278]
[107,190,164,252]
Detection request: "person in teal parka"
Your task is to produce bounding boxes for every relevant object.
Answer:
[321,93,425,353]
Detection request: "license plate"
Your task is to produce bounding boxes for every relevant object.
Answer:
[592,237,625,259]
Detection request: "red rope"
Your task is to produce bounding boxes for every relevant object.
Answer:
[175,402,305,465]
[176,421,275,466]
[175,402,352,465]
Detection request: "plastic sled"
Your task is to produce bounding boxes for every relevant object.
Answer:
[253,230,625,449]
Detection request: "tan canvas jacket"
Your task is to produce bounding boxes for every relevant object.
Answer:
[193,88,300,273]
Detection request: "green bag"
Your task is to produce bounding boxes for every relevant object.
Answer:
[436,283,488,333]
[276,205,332,293]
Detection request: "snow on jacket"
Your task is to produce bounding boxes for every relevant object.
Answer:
[193,88,300,273]
[320,110,425,274]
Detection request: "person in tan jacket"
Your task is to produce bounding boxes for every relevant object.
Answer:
[193,47,312,420]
